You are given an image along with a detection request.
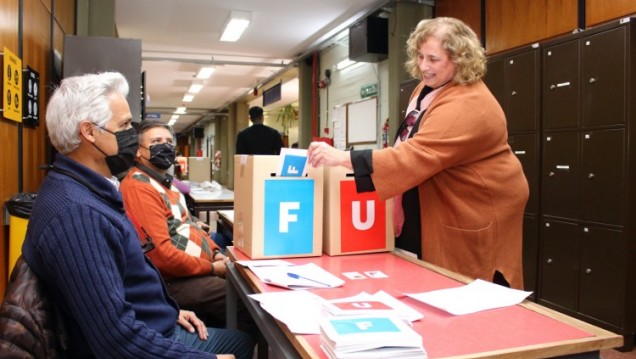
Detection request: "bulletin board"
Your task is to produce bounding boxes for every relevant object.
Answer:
[332,105,347,150]
[346,97,377,145]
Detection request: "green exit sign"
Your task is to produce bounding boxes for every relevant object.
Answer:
[360,83,378,98]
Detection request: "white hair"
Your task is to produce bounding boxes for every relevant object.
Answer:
[46,72,129,154]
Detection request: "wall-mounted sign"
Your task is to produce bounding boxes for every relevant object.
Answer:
[3,47,22,122]
[23,66,39,127]
[263,81,282,107]
[360,83,378,99]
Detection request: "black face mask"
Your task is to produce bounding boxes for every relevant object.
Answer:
[92,126,139,176]
[144,143,176,170]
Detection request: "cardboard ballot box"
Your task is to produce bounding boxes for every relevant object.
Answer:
[323,166,394,255]
[188,157,211,182]
[233,155,323,259]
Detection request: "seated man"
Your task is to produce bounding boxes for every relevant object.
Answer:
[121,119,255,337]
[22,71,253,358]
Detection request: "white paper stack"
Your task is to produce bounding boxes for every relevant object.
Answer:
[248,262,345,290]
[319,315,427,359]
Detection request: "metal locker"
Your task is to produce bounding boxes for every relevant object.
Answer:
[542,132,580,219]
[508,134,538,215]
[540,220,579,312]
[579,226,625,326]
[582,27,626,127]
[483,57,506,111]
[507,51,539,132]
[580,129,625,224]
[543,40,580,129]
[522,215,539,295]
[399,79,419,121]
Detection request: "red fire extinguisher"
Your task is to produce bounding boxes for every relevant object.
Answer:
[382,119,389,148]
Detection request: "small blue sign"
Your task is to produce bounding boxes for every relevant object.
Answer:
[331,317,399,335]
[145,112,161,119]
[263,179,314,255]
[280,154,307,177]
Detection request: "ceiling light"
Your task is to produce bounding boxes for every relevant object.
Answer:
[170,115,179,121]
[182,94,195,102]
[336,59,356,70]
[188,83,204,94]
[168,118,177,126]
[175,106,186,114]
[220,10,251,42]
[196,67,215,79]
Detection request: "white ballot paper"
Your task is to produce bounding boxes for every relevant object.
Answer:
[249,290,325,334]
[277,148,309,177]
[249,262,345,289]
[405,279,532,315]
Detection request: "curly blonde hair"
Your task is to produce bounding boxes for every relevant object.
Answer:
[404,17,486,85]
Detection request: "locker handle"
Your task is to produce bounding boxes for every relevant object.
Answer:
[546,258,553,264]
[589,77,597,84]
[549,171,555,177]
[588,173,595,179]
[550,84,556,90]
[585,268,592,274]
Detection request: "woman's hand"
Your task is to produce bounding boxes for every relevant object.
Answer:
[177,310,208,340]
[307,141,352,169]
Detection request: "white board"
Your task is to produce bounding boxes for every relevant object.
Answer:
[346,97,377,145]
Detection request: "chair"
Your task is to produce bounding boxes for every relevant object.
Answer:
[0,255,69,358]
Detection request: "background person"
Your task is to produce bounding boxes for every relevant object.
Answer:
[236,106,284,155]
[22,71,253,358]
[121,119,256,338]
[307,17,528,289]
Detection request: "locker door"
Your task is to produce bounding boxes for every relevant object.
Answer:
[483,57,506,112]
[399,79,419,120]
[580,129,625,224]
[522,215,539,294]
[507,50,539,132]
[508,134,538,215]
[542,132,579,219]
[579,226,624,326]
[582,27,626,127]
[543,40,580,129]
[540,220,579,312]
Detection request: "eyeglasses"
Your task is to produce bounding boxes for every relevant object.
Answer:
[399,109,419,141]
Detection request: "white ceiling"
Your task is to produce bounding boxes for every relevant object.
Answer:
[114,0,390,134]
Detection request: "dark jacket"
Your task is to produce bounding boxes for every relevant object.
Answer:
[236,123,284,155]
[0,256,69,358]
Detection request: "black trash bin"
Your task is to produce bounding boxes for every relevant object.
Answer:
[6,192,37,275]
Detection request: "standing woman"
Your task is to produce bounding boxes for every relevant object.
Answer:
[308,17,529,289]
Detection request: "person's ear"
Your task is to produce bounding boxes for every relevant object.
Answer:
[79,121,96,143]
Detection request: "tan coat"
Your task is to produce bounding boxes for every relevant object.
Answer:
[371,80,528,289]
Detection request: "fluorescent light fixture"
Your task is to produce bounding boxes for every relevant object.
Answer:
[188,83,204,94]
[168,118,177,126]
[220,10,251,42]
[175,106,186,114]
[196,67,215,79]
[336,59,356,70]
[182,94,195,102]
[170,115,179,121]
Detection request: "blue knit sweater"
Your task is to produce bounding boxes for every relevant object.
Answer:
[22,154,214,358]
